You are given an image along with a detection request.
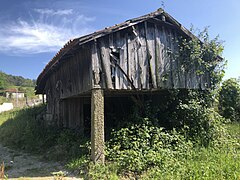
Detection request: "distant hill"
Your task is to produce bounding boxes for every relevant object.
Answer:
[0,71,36,90]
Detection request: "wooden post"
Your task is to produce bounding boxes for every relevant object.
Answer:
[79,98,84,136]
[42,94,45,104]
[91,89,105,163]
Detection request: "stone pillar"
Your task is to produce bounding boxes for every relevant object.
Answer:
[91,89,105,163]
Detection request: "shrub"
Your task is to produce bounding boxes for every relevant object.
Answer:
[170,99,225,146]
[106,118,193,173]
[218,78,240,121]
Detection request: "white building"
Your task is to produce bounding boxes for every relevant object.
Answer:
[0,103,13,113]
[5,89,25,99]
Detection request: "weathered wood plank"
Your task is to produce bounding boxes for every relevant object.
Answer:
[119,33,129,89]
[114,32,121,89]
[137,26,149,89]
[145,22,157,88]
[99,39,113,89]
[164,27,173,88]
[92,42,101,88]
[155,24,165,88]
[127,34,138,89]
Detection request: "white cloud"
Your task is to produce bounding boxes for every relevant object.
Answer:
[0,9,95,55]
[34,8,73,16]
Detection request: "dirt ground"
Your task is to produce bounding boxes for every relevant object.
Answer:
[0,144,82,180]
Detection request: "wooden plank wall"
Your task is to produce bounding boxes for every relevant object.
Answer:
[44,45,92,128]
[62,98,84,132]
[44,18,210,129]
[92,21,209,91]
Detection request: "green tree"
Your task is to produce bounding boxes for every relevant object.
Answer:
[218,78,240,121]
[0,72,8,90]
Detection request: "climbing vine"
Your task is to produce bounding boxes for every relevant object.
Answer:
[177,27,226,90]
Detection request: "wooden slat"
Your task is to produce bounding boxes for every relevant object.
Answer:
[99,39,113,89]
[119,33,129,89]
[155,24,165,88]
[127,34,138,89]
[145,22,157,88]
[114,32,121,89]
[137,26,149,89]
[164,27,173,88]
[92,42,101,87]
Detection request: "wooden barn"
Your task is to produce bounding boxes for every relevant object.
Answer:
[36,9,211,163]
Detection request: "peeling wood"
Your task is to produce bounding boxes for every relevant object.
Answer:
[99,39,113,89]
[137,25,149,89]
[119,33,129,89]
[92,41,101,88]
[144,22,157,88]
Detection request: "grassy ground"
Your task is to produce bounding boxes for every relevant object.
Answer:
[141,123,240,179]
[0,106,240,179]
[0,106,85,179]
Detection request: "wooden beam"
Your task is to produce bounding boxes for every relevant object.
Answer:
[99,40,113,89]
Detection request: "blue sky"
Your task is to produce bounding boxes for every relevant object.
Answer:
[0,0,239,80]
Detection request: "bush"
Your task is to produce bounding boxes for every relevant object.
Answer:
[170,100,225,146]
[106,118,192,173]
[218,78,240,121]
[105,89,226,175]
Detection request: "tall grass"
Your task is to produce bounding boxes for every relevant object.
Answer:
[0,106,89,161]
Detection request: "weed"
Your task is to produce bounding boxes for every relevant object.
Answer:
[51,171,68,180]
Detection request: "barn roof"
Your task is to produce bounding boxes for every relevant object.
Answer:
[36,8,196,94]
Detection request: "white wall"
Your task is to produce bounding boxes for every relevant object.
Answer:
[6,92,25,99]
[0,103,14,113]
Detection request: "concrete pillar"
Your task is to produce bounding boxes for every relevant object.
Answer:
[91,89,105,163]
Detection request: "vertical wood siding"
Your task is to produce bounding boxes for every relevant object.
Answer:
[44,19,210,128]
[92,21,209,91]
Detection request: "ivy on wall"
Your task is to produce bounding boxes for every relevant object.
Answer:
[177,27,226,90]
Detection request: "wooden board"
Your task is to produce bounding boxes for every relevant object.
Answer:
[127,34,139,89]
[99,38,113,89]
[137,25,149,89]
[145,22,157,88]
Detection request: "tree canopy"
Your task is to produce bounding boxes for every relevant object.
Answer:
[218,78,240,121]
[0,71,35,90]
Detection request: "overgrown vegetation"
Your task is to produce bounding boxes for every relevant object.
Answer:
[67,100,239,179]
[178,27,226,90]
[0,106,89,161]
[218,78,240,121]
[0,102,239,179]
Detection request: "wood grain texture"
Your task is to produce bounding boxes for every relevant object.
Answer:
[43,18,211,129]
